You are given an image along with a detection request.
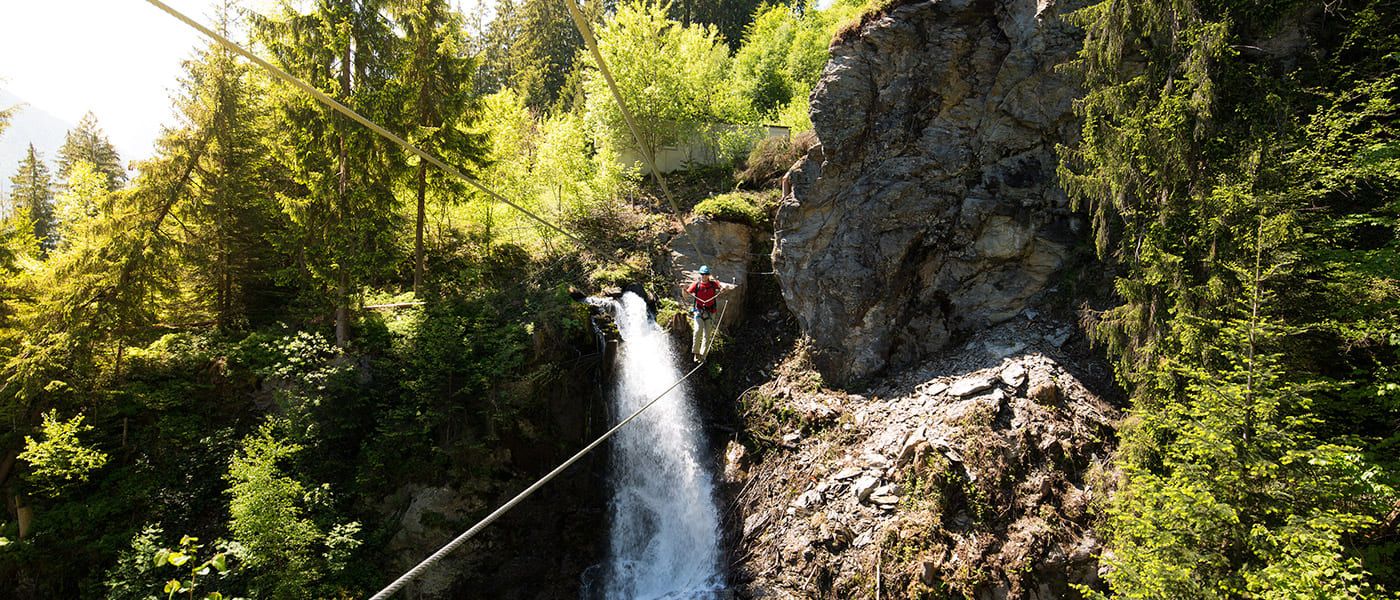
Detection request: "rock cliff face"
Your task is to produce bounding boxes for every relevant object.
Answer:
[773,0,1083,385]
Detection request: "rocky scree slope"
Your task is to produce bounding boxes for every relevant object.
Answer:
[773,0,1084,386]
[726,318,1118,599]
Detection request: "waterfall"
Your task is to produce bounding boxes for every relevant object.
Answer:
[589,292,725,599]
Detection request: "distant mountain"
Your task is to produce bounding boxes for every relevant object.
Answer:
[0,89,74,195]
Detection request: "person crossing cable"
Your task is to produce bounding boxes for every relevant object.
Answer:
[682,265,737,362]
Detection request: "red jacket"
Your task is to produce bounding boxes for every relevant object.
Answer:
[687,279,721,312]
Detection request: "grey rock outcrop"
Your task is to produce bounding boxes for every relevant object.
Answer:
[672,217,756,326]
[773,0,1084,385]
[730,318,1119,599]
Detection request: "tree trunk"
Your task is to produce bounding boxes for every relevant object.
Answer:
[16,499,33,541]
[415,162,427,295]
[335,41,353,348]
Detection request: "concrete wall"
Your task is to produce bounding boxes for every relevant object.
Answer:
[619,124,790,175]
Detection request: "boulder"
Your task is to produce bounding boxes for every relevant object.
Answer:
[772,0,1083,385]
[852,476,880,502]
[949,376,996,398]
[386,486,481,598]
[672,218,754,327]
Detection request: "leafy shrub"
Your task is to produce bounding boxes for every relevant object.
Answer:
[737,131,816,188]
[19,410,109,496]
[694,192,766,227]
[589,254,650,289]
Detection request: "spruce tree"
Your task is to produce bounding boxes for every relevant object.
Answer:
[670,0,765,48]
[396,0,488,294]
[476,0,592,111]
[255,0,408,346]
[56,112,127,191]
[7,144,56,251]
[1059,0,1400,594]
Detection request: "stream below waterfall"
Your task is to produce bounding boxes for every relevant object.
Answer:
[582,292,726,599]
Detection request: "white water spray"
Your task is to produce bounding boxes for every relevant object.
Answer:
[592,292,724,599]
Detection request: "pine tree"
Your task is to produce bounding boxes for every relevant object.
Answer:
[255,0,408,346]
[56,112,128,191]
[164,10,286,330]
[395,0,488,294]
[7,144,56,251]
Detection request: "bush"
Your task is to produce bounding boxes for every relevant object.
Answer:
[737,131,816,188]
[694,191,772,228]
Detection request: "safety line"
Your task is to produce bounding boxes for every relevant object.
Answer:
[141,0,599,255]
[367,298,728,599]
[562,0,709,267]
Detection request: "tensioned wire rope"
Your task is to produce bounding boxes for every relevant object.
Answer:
[138,1,729,597]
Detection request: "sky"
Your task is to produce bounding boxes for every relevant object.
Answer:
[0,0,495,169]
[0,0,248,163]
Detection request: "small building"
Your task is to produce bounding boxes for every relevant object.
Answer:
[618,123,789,175]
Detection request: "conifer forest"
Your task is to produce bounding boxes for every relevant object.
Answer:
[0,0,1395,598]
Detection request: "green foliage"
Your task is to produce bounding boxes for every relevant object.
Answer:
[225,420,323,598]
[0,0,851,595]
[152,534,234,600]
[693,191,767,227]
[737,132,809,186]
[725,2,831,129]
[254,0,411,344]
[470,88,635,251]
[57,112,127,191]
[666,0,767,50]
[8,144,57,251]
[582,0,751,158]
[163,29,286,331]
[475,0,592,111]
[18,410,108,496]
[105,525,166,600]
[1061,0,1400,595]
